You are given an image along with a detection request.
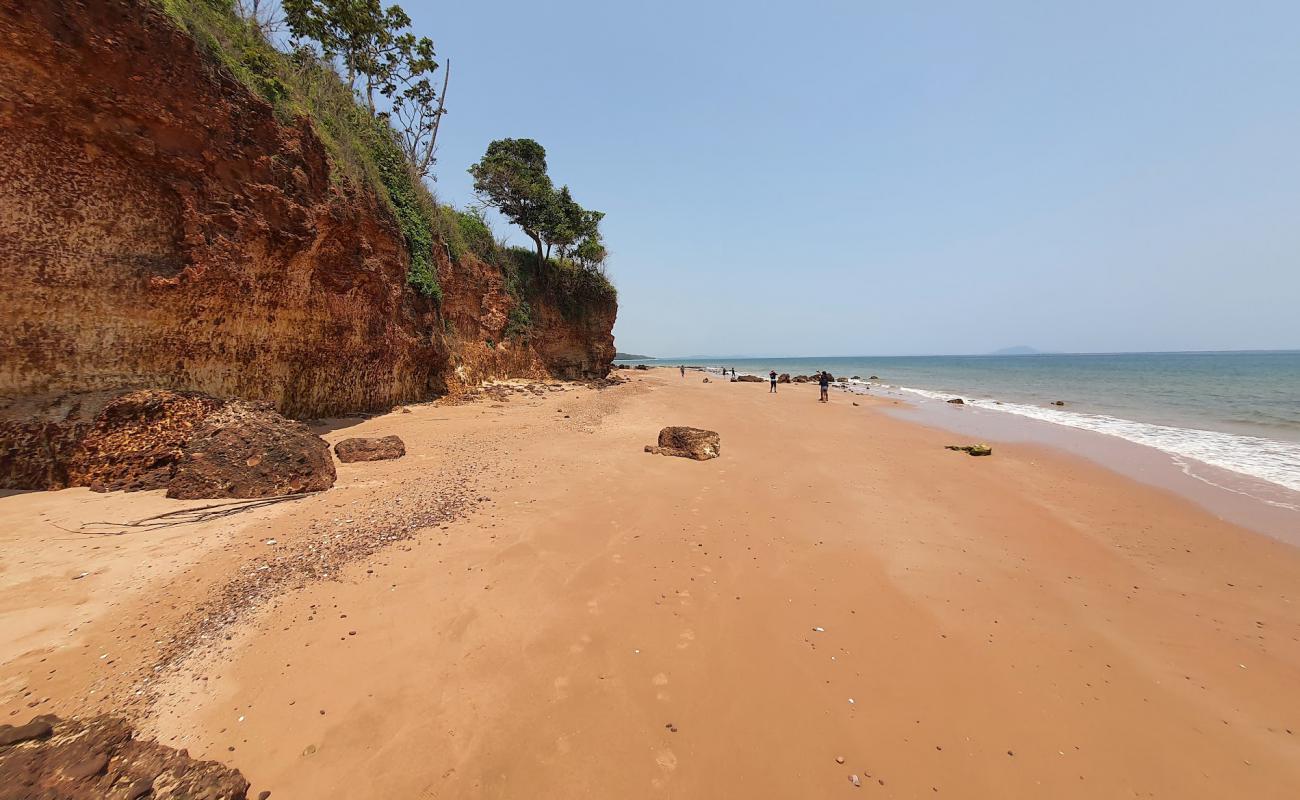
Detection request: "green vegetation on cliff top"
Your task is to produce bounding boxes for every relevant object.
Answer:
[155,0,618,319]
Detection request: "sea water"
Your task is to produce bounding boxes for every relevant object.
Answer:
[626,352,1300,494]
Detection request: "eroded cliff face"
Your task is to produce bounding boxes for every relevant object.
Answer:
[0,0,615,436]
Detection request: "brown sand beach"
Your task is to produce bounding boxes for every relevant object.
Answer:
[2,368,1299,798]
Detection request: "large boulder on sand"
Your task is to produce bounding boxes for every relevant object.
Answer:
[735,374,764,383]
[334,435,406,463]
[777,373,791,383]
[65,390,223,492]
[0,714,250,799]
[166,401,335,499]
[644,427,721,461]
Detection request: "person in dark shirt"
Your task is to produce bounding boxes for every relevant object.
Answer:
[818,371,830,402]
[769,370,778,393]
[680,365,686,378]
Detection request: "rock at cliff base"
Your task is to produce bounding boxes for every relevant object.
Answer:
[777,373,791,383]
[334,436,406,463]
[166,402,335,499]
[947,398,965,405]
[65,390,224,493]
[0,714,249,800]
[735,375,764,383]
[791,375,809,383]
[645,427,721,461]
[945,444,992,457]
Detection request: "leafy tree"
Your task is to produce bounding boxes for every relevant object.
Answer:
[542,185,605,265]
[573,231,608,272]
[283,0,434,113]
[468,138,556,267]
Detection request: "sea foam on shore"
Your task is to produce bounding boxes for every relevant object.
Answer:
[885,384,1300,497]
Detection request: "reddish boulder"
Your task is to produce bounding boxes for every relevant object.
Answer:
[66,390,223,492]
[166,402,335,499]
[0,715,248,800]
[644,427,721,461]
[334,435,406,463]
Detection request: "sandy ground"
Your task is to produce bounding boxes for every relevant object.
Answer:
[3,368,1299,798]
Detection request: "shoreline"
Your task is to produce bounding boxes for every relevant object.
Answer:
[651,362,1300,528]
[3,367,1299,798]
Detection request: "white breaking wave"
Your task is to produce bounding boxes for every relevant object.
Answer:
[886,386,1300,494]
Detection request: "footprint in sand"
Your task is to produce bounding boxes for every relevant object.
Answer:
[553,675,570,700]
[569,633,593,654]
[676,630,695,650]
[611,553,624,564]
[651,672,669,686]
[655,749,678,772]
[586,599,600,615]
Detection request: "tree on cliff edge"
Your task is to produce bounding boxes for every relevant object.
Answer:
[284,0,448,177]
[468,138,555,268]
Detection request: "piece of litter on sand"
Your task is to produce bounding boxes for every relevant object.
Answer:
[265,539,277,545]
[73,572,89,580]
[813,627,825,632]
[849,774,861,787]
[848,698,855,704]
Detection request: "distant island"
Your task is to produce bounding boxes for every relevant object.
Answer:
[615,352,654,360]
[991,346,1042,355]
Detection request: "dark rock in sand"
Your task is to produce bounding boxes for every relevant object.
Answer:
[634,364,649,370]
[0,718,53,747]
[0,715,249,800]
[945,444,992,457]
[777,373,791,383]
[947,398,965,405]
[735,375,764,383]
[792,375,809,383]
[166,402,335,499]
[1051,400,1066,406]
[645,427,721,461]
[334,436,406,463]
[702,377,710,383]
[869,375,879,380]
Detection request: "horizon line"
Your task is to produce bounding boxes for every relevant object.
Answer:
[618,348,1300,360]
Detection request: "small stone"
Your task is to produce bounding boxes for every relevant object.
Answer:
[849,774,861,787]
[835,756,845,764]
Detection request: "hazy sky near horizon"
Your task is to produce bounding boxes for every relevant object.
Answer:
[407,0,1299,357]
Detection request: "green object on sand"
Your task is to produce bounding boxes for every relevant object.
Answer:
[945,444,993,457]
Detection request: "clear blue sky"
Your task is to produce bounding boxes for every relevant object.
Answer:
[405,0,1300,357]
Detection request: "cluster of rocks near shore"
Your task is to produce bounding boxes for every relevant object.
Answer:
[0,389,418,499]
[0,715,250,800]
[1,390,337,498]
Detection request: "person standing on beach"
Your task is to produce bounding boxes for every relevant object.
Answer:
[819,371,830,402]
[769,370,778,393]
[680,365,686,378]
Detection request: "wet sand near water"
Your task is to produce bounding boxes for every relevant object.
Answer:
[3,368,1299,798]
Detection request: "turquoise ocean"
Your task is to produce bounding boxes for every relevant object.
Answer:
[620,351,1300,493]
